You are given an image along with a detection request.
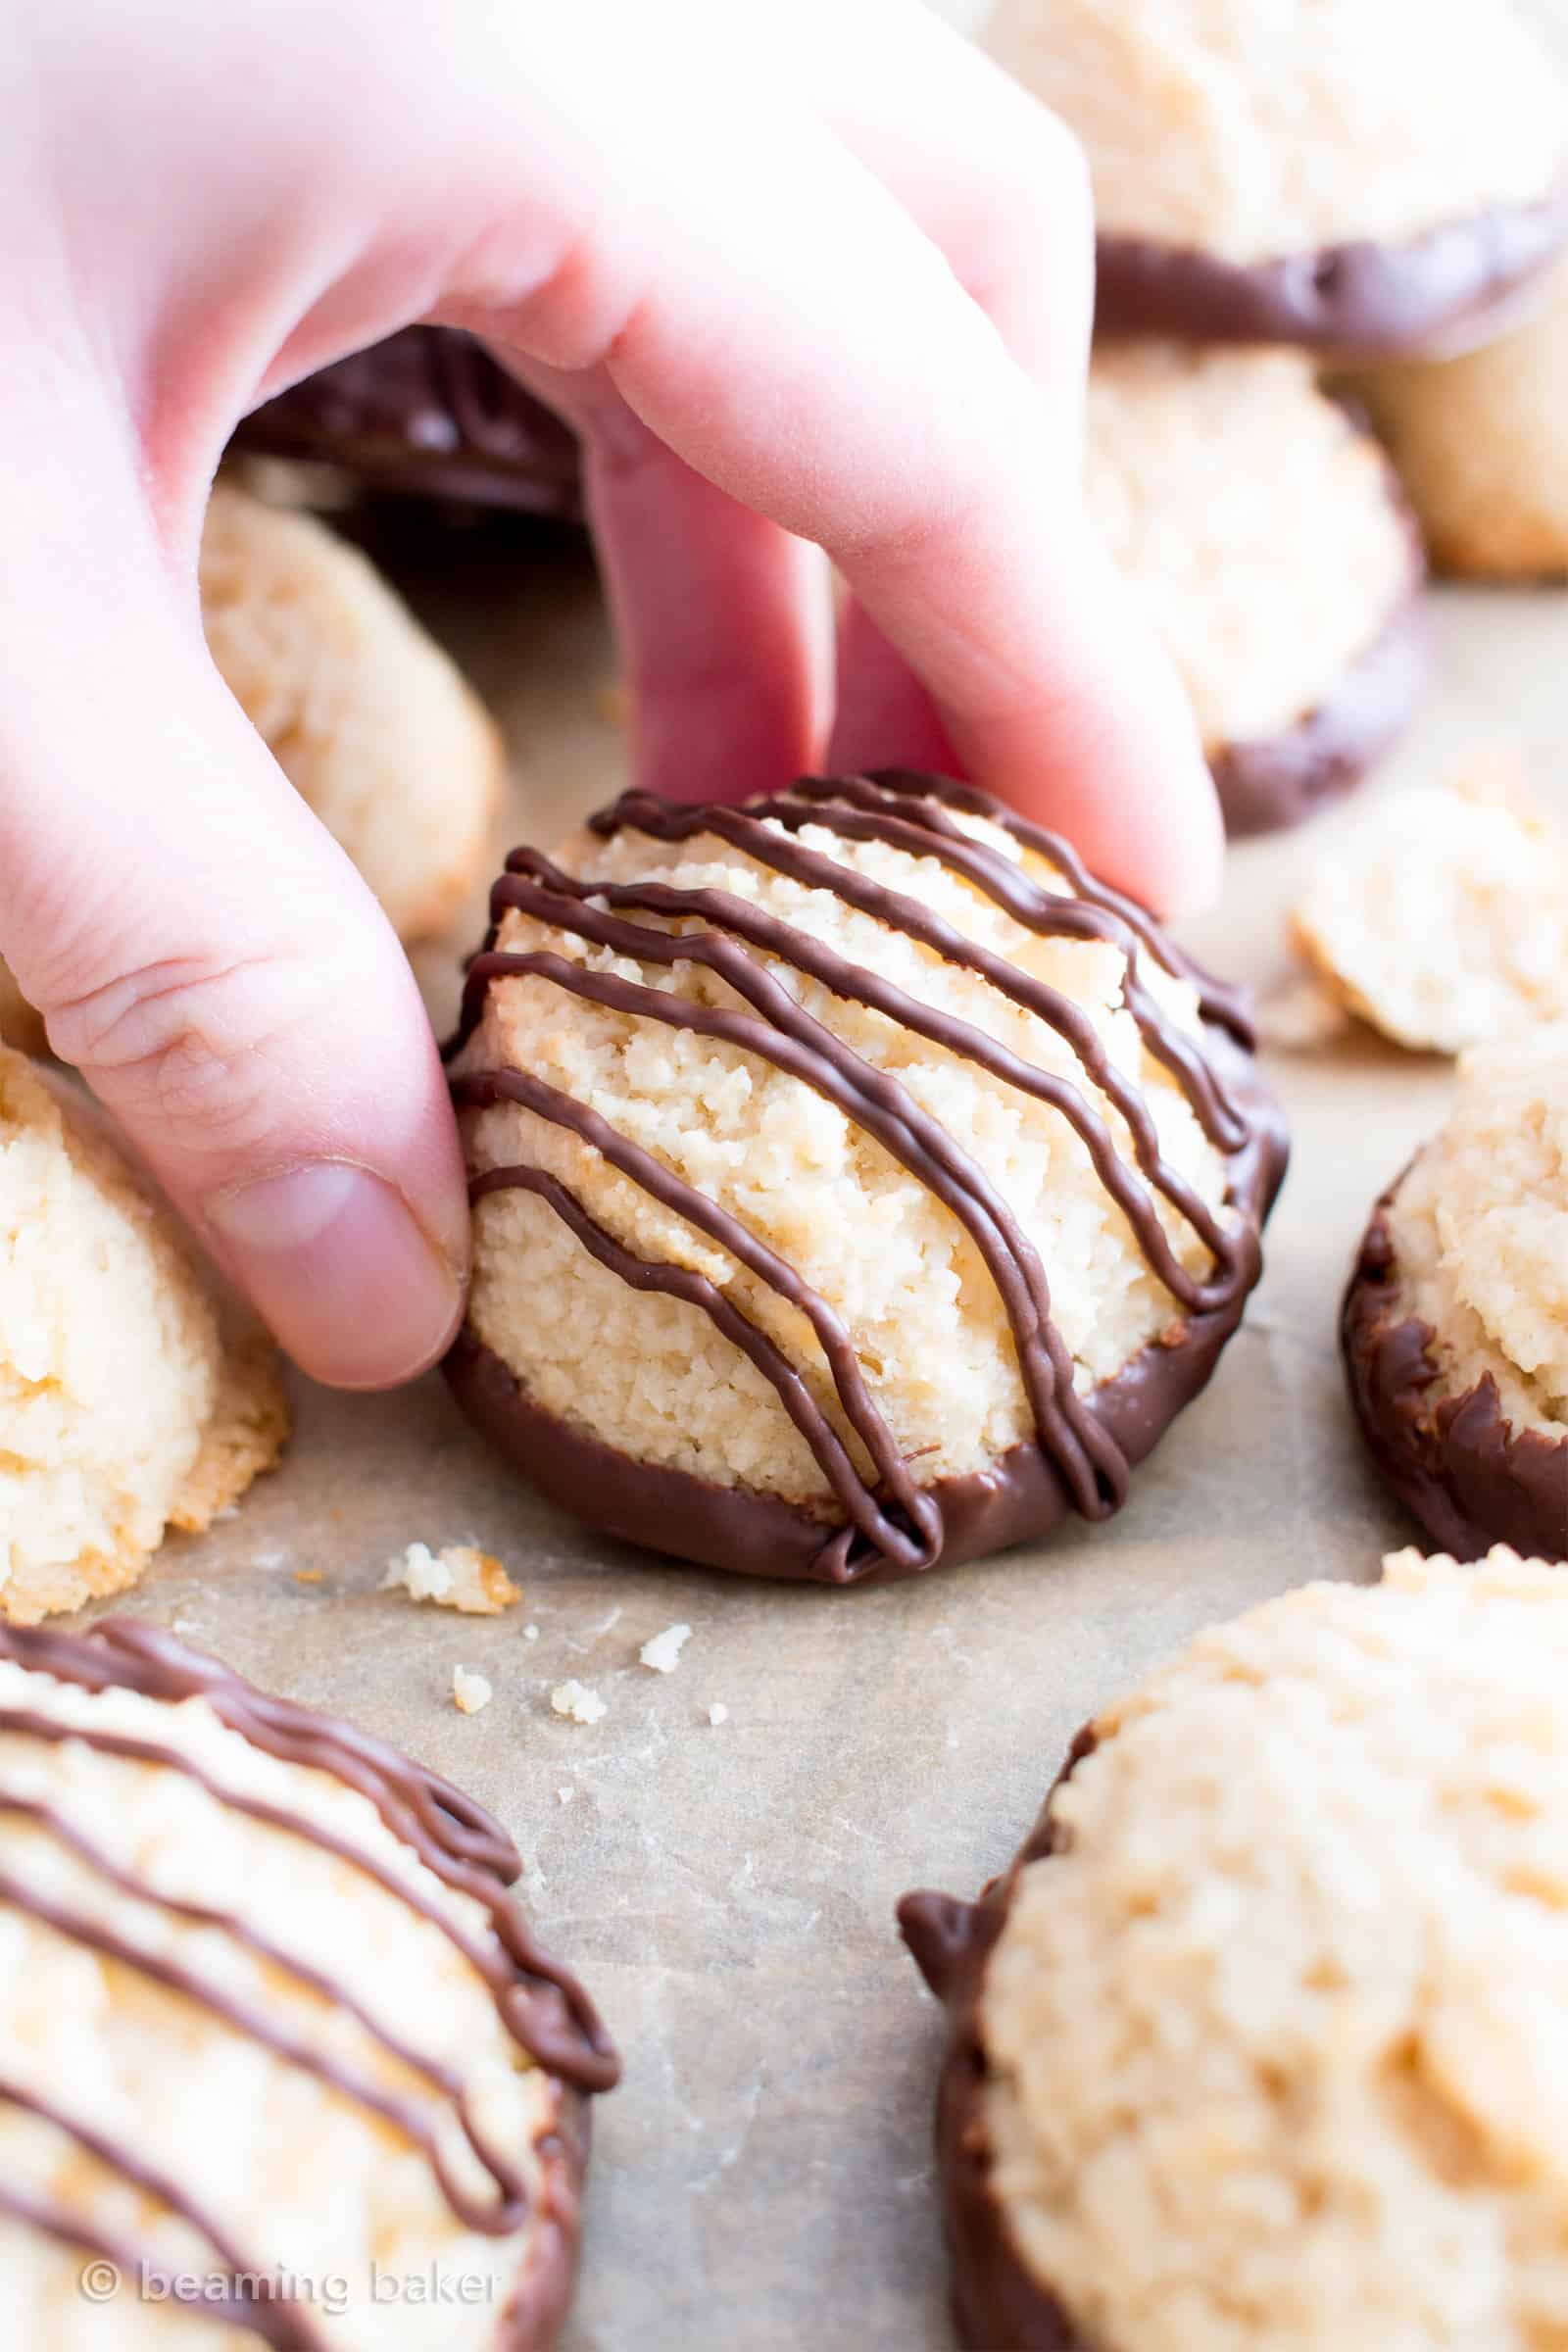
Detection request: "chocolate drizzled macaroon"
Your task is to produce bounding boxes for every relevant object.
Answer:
[902,1548,1568,2352]
[1344,1028,1568,1560]
[984,0,1568,356]
[232,328,582,519]
[1087,345,1424,835]
[444,772,1285,1585]
[0,1616,617,2350]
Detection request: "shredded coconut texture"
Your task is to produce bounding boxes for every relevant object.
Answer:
[1384,1026,1568,1436]
[983,0,1568,265]
[1087,344,1412,749]
[200,481,502,942]
[457,807,1232,1512]
[982,1548,1568,2352]
[0,1050,285,1624]
[0,1659,557,2350]
[1292,753,1568,1053]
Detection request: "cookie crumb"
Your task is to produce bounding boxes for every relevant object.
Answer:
[639,1622,692,1675]
[550,1680,608,1727]
[293,1569,323,1586]
[706,1702,729,1727]
[381,1542,519,1616]
[451,1666,492,1716]
[1290,747,1568,1053]
[1254,970,1352,1052]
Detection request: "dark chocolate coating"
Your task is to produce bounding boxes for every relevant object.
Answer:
[232,326,583,518]
[445,771,1286,1585]
[1342,1197,1568,1562]
[898,1728,1102,2352]
[1096,191,1568,356]
[1209,584,1429,838]
[0,1618,618,2350]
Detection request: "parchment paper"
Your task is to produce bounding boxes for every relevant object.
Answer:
[113,521,1568,2352]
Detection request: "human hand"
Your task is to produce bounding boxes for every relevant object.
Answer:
[0,0,1218,1389]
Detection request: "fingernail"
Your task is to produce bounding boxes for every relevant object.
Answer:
[207,1163,465,1389]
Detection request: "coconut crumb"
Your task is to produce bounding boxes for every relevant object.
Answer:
[452,1666,493,1716]
[381,1542,519,1616]
[550,1680,608,1727]
[639,1622,693,1675]
[557,1786,575,1805]
[707,1702,729,1727]
[1254,970,1352,1053]
[523,1624,539,1642]
[1290,746,1568,1054]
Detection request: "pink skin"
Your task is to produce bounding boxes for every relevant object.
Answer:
[0,0,1219,1391]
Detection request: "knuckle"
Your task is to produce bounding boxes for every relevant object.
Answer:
[578,401,662,487]
[44,950,306,1159]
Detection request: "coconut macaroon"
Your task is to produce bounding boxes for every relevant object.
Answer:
[200,481,503,942]
[230,327,584,520]
[443,772,1286,1585]
[1291,752,1568,1052]
[902,1547,1568,2351]
[1344,1028,1568,1561]
[984,0,1568,353]
[1087,345,1423,836]
[0,1616,618,2351]
[1348,255,1568,577]
[0,1047,287,1625]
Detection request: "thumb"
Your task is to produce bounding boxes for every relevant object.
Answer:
[0,407,469,1391]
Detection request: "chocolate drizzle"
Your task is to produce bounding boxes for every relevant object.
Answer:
[0,1618,618,2348]
[446,771,1284,1582]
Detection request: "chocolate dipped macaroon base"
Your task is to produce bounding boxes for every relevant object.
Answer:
[233,326,583,519]
[1343,1204,1568,1562]
[902,1554,1568,2351]
[446,1016,1283,1588]
[1208,588,1428,838]
[0,1617,618,2350]
[900,1741,1093,2352]
[1341,1028,1568,1563]
[1083,345,1426,841]
[1096,193,1568,357]
[445,772,1286,1587]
